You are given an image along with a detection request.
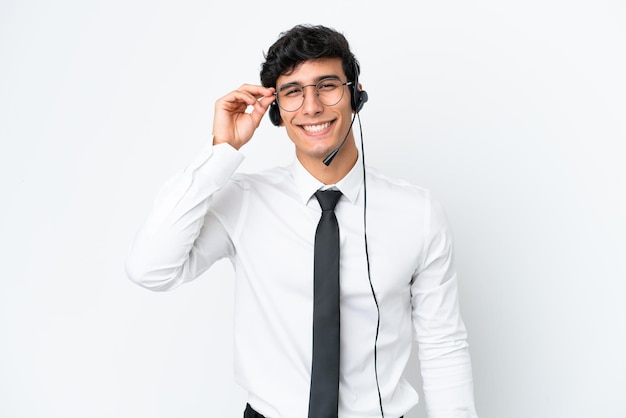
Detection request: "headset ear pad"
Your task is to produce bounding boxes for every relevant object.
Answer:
[269,102,281,126]
[352,86,368,113]
[351,63,368,113]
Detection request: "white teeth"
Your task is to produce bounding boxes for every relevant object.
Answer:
[302,122,331,132]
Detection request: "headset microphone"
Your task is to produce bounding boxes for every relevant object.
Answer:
[322,113,357,166]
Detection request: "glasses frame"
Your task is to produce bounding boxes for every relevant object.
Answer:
[274,78,353,112]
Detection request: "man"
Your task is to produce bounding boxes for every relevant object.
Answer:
[126,24,478,418]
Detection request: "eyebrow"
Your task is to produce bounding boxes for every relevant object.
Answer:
[277,74,342,91]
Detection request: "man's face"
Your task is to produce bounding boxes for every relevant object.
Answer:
[275,58,354,167]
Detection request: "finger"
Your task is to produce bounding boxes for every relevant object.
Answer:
[237,84,276,100]
[217,90,259,111]
[248,93,276,125]
[255,93,276,111]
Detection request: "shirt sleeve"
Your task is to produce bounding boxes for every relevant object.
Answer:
[125,142,244,291]
[410,196,479,418]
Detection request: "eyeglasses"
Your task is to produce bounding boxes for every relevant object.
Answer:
[275,78,352,112]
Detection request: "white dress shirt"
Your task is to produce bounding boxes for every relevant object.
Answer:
[126,142,478,418]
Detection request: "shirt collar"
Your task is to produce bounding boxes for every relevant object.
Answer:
[290,153,363,205]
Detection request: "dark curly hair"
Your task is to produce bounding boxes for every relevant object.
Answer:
[260,24,360,89]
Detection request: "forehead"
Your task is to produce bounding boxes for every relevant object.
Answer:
[277,57,345,85]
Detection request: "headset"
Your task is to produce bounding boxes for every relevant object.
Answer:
[271,59,384,417]
[269,59,368,167]
[268,59,383,417]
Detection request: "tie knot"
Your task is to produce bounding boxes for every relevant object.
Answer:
[315,190,342,212]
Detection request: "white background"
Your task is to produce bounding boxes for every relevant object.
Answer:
[1,1,625,417]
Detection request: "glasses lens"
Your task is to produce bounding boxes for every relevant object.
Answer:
[277,84,304,112]
[316,78,345,107]
[276,78,346,112]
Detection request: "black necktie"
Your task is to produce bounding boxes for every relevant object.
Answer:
[308,189,342,418]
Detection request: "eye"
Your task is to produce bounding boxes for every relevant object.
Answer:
[281,85,302,98]
[318,80,341,91]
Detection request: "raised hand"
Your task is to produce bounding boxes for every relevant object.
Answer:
[212,84,276,150]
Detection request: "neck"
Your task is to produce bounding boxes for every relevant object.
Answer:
[298,140,359,185]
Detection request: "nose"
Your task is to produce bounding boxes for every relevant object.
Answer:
[301,85,323,116]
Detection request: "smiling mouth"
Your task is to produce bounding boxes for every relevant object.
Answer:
[301,121,332,133]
